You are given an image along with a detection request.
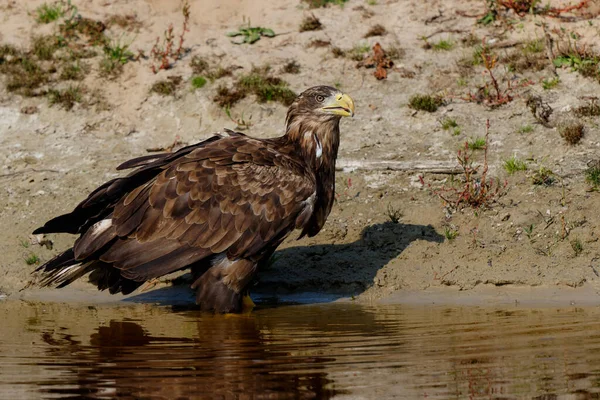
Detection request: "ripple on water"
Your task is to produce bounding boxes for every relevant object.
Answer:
[2,301,600,399]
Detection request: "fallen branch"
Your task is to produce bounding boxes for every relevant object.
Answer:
[336,159,462,174]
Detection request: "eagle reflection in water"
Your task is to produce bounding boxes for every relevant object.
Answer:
[37,314,341,399]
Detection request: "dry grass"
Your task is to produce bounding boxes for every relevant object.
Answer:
[214,85,247,108]
[558,122,584,145]
[299,14,322,32]
[48,85,83,110]
[150,76,182,96]
[282,60,300,74]
[364,24,386,38]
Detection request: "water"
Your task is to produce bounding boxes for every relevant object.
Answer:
[2,300,600,399]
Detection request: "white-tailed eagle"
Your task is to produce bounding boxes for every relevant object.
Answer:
[33,86,355,312]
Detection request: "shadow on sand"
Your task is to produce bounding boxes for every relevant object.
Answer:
[125,221,444,306]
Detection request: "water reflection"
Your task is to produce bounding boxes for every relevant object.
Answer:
[3,302,600,399]
[37,314,339,399]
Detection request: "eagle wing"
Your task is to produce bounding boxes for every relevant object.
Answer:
[37,134,316,288]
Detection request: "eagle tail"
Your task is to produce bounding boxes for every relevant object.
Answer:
[35,248,142,295]
[35,248,92,288]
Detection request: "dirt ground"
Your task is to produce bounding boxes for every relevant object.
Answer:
[2,0,600,304]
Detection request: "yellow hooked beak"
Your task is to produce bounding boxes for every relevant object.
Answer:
[322,93,355,117]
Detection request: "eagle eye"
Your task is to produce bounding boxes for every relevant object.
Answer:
[316,95,325,103]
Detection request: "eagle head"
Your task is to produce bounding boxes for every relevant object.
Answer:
[289,86,355,121]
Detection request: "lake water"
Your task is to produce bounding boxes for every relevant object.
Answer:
[2,300,600,399]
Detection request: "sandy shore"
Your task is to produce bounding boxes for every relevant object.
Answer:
[2,0,600,304]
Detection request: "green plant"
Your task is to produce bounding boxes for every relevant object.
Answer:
[468,137,486,150]
[440,117,458,130]
[386,204,402,223]
[478,0,497,25]
[48,85,82,110]
[431,39,454,51]
[585,161,600,189]
[25,254,40,265]
[524,39,544,54]
[452,127,461,136]
[100,38,134,75]
[503,156,527,174]
[444,226,459,240]
[524,224,534,240]
[553,53,598,71]
[227,24,275,45]
[571,238,583,256]
[542,76,560,90]
[532,166,554,185]
[518,124,533,134]
[408,94,443,112]
[36,2,65,24]
[191,76,207,89]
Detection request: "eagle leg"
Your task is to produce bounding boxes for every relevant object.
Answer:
[191,257,257,313]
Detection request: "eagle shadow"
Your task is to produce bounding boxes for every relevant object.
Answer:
[126,221,444,306]
[255,221,444,300]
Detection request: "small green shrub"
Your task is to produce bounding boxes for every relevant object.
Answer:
[571,238,583,256]
[468,137,486,150]
[440,117,458,130]
[585,162,600,189]
[444,227,459,240]
[25,254,40,265]
[518,124,533,134]
[542,76,560,90]
[36,2,65,24]
[532,167,554,186]
[431,39,454,51]
[408,94,443,112]
[100,39,133,76]
[191,76,207,89]
[503,156,527,174]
